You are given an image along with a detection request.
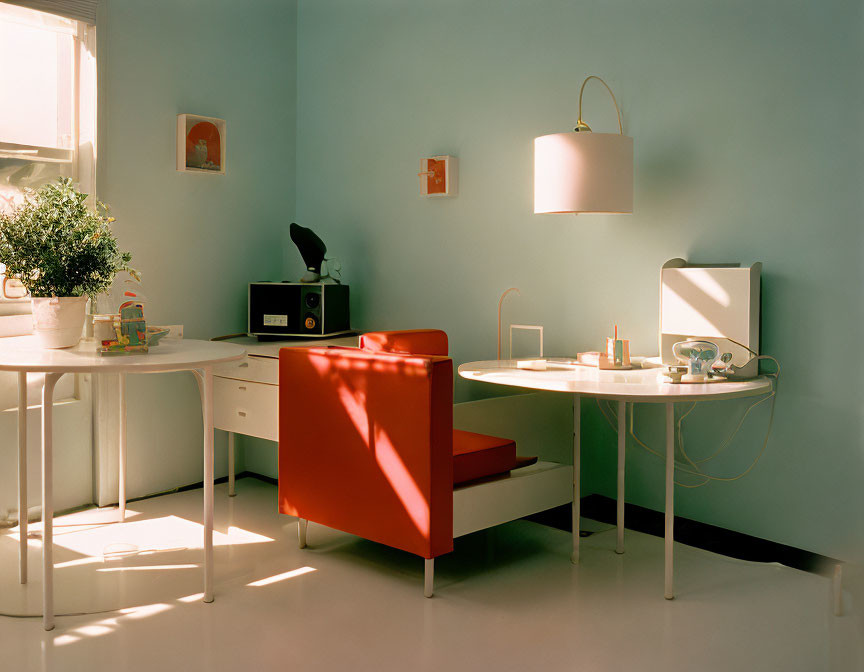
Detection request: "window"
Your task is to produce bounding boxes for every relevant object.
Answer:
[0,2,96,326]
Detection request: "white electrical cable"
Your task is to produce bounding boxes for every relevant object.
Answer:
[596,353,780,487]
[598,398,709,488]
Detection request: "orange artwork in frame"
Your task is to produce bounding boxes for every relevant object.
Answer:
[176,114,226,174]
[419,155,457,197]
[425,159,446,194]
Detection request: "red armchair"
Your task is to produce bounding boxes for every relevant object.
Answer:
[278,330,570,596]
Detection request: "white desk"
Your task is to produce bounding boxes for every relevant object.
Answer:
[212,335,359,494]
[458,358,772,599]
[0,337,245,630]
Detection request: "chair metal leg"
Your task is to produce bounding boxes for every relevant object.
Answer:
[298,518,307,549]
[424,558,434,598]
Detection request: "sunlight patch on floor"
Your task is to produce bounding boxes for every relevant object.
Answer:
[96,564,199,572]
[247,566,317,586]
[12,515,273,561]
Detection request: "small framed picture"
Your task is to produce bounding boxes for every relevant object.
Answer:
[419,155,457,197]
[177,114,226,174]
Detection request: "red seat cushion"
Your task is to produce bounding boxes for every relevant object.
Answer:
[359,330,524,486]
[453,429,517,485]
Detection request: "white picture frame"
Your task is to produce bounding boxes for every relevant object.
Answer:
[419,155,457,197]
[176,114,226,174]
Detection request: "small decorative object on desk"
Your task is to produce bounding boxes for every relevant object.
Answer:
[576,324,632,369]
[671,339,720,383]
[663,365,688,383]
[146,326,170,346]
[100,300,148,354]
[92,314,118,342]
[509,324,544,359]
[605,324,630,368]
[516,359,548,371]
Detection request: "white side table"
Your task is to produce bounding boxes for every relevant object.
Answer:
[211,334,360,495]
[458,359,773,599]
[0,336,245,630]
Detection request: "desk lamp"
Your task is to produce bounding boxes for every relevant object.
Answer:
[534,76,633,214]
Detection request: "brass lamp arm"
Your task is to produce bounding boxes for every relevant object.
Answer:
[576,75,624,135]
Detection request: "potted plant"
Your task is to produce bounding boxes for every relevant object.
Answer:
[0,177,137,348]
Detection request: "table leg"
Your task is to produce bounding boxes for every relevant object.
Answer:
[298,518,308,548]
[665,402,675,600]
[18,372,27,584]
[833,564,843,617]
[572,394,581,564]
[41,372,63,631]
[228,431,236,497]
[200,367,215,602]
[616,400,626,555]
[118,372,127,522]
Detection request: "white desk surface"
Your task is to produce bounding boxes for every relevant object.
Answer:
[220,334,360,359]
[458,358,772,403]
[0,336,245,373]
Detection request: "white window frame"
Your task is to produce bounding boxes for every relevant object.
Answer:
[0,6,97,332]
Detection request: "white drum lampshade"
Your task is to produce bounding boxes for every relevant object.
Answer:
[534,132,633,214]
[534,75,633,214]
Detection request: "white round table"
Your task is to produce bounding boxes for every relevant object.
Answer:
[458,358,773,599]
[0,336,245,630]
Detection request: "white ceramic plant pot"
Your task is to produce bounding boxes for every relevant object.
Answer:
[31,296,88,349]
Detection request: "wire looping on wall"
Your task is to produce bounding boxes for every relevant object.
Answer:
[595,355,780,488]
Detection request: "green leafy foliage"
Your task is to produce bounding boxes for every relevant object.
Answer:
[0,178,137,299]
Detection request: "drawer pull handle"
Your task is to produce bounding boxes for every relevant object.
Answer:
[238,410,247,417]
[238,386,247,391]
[238,362,249,368]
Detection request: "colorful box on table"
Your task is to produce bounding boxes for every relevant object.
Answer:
[99,301,149,354]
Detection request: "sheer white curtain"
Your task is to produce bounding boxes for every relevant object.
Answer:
[0,1,97,525]
[0,2,97,331]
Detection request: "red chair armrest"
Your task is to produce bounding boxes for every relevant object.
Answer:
[278,347,454,558]
[360,330,449,356]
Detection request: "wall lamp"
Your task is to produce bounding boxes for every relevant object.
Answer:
[534,75,633,214]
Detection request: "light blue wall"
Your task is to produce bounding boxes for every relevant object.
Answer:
[295,0,864,560]
[97,0,298,498]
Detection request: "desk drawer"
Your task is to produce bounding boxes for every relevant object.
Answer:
[213,354,277,385]
[213,378,278,441]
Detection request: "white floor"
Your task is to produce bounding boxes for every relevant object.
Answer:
[1,478,861,672]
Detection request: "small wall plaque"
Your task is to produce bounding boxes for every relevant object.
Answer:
[419,155,457,197]
[177,114,226,174]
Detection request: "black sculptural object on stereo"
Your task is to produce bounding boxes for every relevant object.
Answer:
[290,222,327,283]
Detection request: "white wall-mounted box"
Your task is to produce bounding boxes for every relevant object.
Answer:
[660,258,761,377]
